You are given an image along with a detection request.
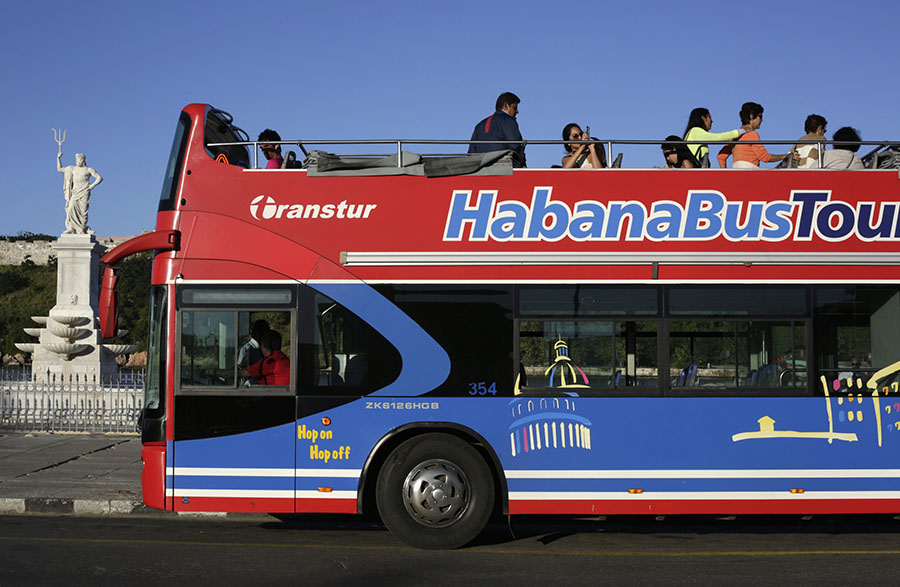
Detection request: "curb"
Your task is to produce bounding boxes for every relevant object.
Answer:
[0,497,147,516]
[0,498,270,519]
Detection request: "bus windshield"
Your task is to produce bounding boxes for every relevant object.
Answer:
[158,112,190,212]
[145,285,166,414]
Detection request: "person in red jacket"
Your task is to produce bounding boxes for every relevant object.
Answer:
[246,330,290,385]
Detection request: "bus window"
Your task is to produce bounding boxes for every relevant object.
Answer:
[179,309,292,390]
[668,285,808,317]
[519,285,659,316]
[181,311,236,387]
[237,311,291,386]
[313,294,401,394]
[145,285,166,413]
[814,286,900,391]
[204,108,250,167]
[158,112,190,212]
[375,284,514,397]
[668,320,807,390]
[518,320,657,393]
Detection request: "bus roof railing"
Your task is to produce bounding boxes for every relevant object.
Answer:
[205,139,900,169]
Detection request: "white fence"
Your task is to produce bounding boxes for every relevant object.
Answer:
[0,366,144,434]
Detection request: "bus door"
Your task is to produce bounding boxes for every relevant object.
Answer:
[172,285,297,513]
[294,286,404,514]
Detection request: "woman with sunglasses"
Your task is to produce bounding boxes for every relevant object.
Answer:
[258,128,284,169]
[661,136,699,168]
[561,123,606,168]
[682,107,748,167]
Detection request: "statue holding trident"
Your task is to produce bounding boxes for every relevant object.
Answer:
[54,129,103,235]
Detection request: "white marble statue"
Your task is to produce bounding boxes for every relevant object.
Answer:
[54,131,103,235]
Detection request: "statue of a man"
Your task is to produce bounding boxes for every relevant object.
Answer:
[57,152,103,235]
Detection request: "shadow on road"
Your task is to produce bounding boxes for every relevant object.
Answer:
[259,512,900,548]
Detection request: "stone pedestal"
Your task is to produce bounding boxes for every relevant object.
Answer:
[20,234,123,383]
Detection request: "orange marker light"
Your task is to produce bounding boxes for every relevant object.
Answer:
[628,488,644,494]
[321,417,331,426]
[790,488,805,494]
[318,487,333,493]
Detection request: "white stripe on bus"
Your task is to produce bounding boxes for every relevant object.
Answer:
[164,489,357,499]
[166,467,360,478]
[504,469,900,479]
[508,490,900,500]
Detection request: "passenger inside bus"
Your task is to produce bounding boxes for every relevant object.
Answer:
[237,319,269,384]
[245,330,290,385]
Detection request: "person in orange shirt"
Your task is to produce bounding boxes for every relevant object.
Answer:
[717,102,790,168]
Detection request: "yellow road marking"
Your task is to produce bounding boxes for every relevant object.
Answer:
[1,535,899,557]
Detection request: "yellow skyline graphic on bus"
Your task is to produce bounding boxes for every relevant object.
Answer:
[732,359,900,446]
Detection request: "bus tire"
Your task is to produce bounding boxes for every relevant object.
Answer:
[376,433,494,549]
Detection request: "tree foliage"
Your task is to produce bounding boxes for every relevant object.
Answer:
[0,254,152,356]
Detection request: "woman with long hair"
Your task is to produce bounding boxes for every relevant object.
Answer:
[682,107,747,166]
[661,136,698,168]
[561,123,606,168]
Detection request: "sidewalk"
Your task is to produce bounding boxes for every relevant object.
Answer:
[0,432,146,515]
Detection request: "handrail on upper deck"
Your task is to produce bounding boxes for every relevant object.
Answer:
[206,138,899,170]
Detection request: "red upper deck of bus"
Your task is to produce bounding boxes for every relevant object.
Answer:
[132,104,900,289]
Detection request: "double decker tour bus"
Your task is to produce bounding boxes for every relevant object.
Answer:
[102,104,900,549]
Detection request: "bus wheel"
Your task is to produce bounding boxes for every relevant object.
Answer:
[376,433,494,549]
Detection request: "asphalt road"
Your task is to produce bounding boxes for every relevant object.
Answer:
[2,514,900,586]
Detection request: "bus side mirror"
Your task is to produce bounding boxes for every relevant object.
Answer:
[99,265,120,341]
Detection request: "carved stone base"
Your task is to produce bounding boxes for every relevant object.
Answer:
[26,233,121,384]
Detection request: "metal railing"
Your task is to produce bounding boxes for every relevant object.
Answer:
[209,138,900,170]
[0,366,144,434]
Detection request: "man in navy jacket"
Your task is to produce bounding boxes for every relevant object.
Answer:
[468,92,526,167]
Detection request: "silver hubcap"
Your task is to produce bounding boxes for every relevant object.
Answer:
[402,459,470,528]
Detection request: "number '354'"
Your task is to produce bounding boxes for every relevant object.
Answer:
[468,381,497,396]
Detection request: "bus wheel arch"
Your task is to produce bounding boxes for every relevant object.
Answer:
[359,424,507,543]
[374,432,495,549]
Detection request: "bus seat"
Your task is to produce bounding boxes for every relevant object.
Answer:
[281,150,297,169]
[344,354,366,386]
[609,369,621,386]
[745,369,758,385]
[330,355,346,385]
[610,153,623,168]
[684,363,698,386]
[759,363,777,386]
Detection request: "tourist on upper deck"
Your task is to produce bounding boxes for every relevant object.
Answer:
[823,126,865,169]
[792,114,828,168]
[661,136,698,168]
[717,102,789,168]
[561,123,606,168]
[468,92,526,167]
[682,107,748,167]
[258,128,284,169]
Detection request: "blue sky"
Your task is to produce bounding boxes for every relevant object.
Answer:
[3,0,898,237]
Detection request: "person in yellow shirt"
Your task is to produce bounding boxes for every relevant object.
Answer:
[682,107,749,166]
